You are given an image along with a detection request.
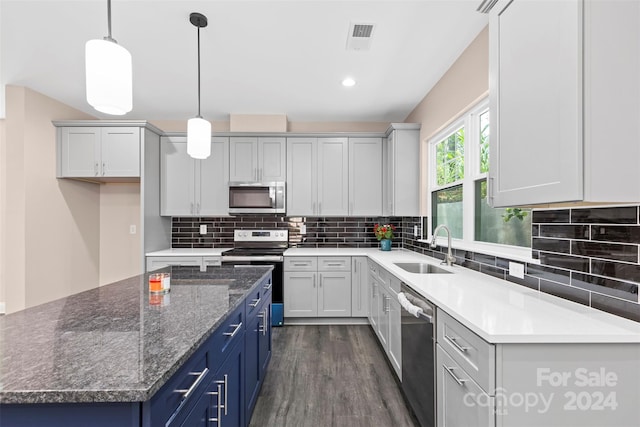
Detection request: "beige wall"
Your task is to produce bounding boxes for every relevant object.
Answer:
[99,183,141,285]
[405,26,489,214]
[0,118,5,311]
[151,119,388,134]
[3,85,99,313]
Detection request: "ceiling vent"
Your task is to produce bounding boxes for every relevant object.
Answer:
[346,22,376,51]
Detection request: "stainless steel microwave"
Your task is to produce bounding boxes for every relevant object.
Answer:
[228,182,286,214]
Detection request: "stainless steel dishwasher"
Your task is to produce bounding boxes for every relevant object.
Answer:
[399,282,436,427]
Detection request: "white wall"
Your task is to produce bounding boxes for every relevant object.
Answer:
[404,26,489,215]
[3,85,98,313]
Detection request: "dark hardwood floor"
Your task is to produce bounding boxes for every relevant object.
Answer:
[249,325,418,427]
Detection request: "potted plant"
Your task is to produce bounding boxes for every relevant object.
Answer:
[373,223,396,251]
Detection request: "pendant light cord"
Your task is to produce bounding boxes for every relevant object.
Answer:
[197,25,202,118]
[105,0,115,42]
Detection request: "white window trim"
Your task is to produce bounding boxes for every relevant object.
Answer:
[427,98,532,257]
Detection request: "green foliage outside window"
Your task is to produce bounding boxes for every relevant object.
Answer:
[436,128,464,186]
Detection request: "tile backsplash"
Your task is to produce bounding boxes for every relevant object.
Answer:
[171,207,640,323]
[172,215,402,249]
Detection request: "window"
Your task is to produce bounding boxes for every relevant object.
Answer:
[428,100,531,251]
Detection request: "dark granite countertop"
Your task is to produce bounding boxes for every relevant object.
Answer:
[0,265,272,404]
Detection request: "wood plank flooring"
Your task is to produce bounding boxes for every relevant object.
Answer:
[249,325,418,427]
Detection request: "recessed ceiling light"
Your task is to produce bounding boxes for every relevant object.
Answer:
[342,77,356,87]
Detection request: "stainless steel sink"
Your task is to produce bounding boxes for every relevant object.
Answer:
[394,262,452,274]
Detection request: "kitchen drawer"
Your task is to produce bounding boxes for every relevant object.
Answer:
[318,256,351,271]
[284,256,317,271]
[151,344,210,427]
[246,276,272,319]
[146,256,201,272]
[368,260,381,280]
[202,256,221,267]
[208,302,245,368]
[436,344,495,427]
[437,309,495,393]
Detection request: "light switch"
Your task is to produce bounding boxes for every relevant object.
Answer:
[200,224,207,235]
[129,225,136,235]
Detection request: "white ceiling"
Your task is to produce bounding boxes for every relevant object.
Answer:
[0,0,488,123]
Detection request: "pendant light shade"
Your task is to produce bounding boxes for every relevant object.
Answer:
[187,12,211,160]
[187,117,212,159]
[85,0,132,115]
[85,39,132,115]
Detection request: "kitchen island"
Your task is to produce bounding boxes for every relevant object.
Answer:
[0,265,274,427]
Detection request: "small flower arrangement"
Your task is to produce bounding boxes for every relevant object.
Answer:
[373,223,396,241]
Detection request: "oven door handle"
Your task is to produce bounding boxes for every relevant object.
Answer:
[398,292,433,322]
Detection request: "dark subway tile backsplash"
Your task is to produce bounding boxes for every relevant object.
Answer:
[168,208,640,323]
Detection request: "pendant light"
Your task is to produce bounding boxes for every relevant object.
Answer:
[85,0,132,115]
[187,12,211,160]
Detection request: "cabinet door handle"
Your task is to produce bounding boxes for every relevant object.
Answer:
[223,322,243,338]
[190,202,194,215]
[207,383,223,425]
[258,307,268,336]
[249,297,261,308]
[319,273,322,287]
[263,281,272,290]
[444,366,467,387]
[445,334,469,353]
[313,275,316,288]
[102,162,106,176]
[174,367,209,400]
[215,374,228,416]
[94,162,99,176]
[196,202,200,214]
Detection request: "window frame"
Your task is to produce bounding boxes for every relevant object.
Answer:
[425,98,534,262]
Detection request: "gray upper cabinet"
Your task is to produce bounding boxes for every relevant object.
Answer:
[317,138,349,216]
[161,136,229,216]
[57,126,140,178]
[286,137,349,216]
[488,0,640,206]
[383,124,420,217]
[349,137,382,216]
[229,136,286,182]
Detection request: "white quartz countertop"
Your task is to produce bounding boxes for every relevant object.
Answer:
[284,247,640,344]
[146,248,230,256]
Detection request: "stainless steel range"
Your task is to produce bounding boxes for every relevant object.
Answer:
[221,229,288,326]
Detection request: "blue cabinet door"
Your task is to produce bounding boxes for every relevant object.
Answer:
[216,336,245,427]
[179,390,213,427]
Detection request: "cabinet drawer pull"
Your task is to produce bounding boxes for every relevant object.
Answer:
[326,263,342,267]
[223,322,243,338]
[207,383,223,426]
[445,334,469,353]
[445,366,467,387]
[292,262,308,267]
[263,281,272,290]
[174,367,209,400]
[249,297,261,308]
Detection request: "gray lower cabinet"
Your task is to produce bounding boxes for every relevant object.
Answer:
[367,260,401,379]
[436,308,640,427]
[351,257,369,317]
[283,256,352,318]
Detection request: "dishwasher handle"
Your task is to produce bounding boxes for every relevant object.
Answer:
[398,292,434,322]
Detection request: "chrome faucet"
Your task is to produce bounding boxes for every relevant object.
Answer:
[430,224,456,266]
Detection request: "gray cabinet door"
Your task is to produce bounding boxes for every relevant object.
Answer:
[388,295,402,379]
[229,137,258,182]
[489,0,582,206]
[283,272,317,317]
[60,127,101,177]
[286,138,317,216]
[258,137,286,182]
[317,138,348,215]
[100,127,140,177]
[161,137,196,216]
[198,137,229,215]
[368,271,379,329]
[351,257,369,317]
[349,138,382,216]
[317,272,351,317]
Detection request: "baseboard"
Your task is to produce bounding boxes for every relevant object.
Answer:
[283,317,369,326]
[0,302,5,314]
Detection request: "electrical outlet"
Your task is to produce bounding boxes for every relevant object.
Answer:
[509,262,525,279]
[414,225,419,237]
[129,225,136,235]
[300,224,307,234]
[200,224,207,235]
